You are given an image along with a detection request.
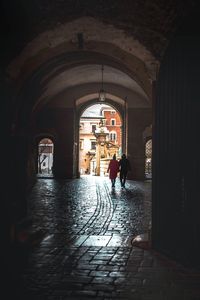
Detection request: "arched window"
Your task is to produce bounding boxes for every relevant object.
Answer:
[109,131,117,141]
[38,138,54,175]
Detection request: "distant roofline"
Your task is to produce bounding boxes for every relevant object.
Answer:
[80,116,104,119]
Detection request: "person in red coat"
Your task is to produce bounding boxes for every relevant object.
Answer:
[107,154,119,187]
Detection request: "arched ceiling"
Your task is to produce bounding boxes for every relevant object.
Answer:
[34,72,150,114]
[40,64,148,100]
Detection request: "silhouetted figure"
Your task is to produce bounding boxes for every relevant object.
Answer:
[119,154,131,188]
[107,154,119,188]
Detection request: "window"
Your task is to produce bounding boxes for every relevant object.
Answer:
[111,119,116,126]
[92,125,96,133]
[91,141,96,150]
[110,132,117,141]
[80,123,84,130]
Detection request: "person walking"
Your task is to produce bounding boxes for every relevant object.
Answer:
[119,154,131,188]
[107,154,119,188]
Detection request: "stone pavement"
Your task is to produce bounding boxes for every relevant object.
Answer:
[8,176,200,299]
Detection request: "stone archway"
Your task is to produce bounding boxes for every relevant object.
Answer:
[6,16,153,184]
[77,101,124,178]
[11,52,151,137]
[7,18,155,136]
[7,16,158,86]
[8,51,151,181]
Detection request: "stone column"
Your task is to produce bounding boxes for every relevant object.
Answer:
[36,107,75,179]
[95,142,101,176]
[53,108,74,178]
[127,107,152,180]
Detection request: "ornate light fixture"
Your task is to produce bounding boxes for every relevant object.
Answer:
[98,65,106,102]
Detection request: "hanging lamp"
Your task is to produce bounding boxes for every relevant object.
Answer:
[98,65,106,102]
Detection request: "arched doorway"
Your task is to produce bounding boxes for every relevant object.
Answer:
[37,138,54,176]
[79,103,123,176]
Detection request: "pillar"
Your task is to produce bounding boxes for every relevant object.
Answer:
[127,107,152,180]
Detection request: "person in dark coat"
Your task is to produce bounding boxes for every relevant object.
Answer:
[119,154,131,187]
[107,154,119,188]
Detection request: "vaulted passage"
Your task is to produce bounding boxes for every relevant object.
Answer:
[1,1,200,299]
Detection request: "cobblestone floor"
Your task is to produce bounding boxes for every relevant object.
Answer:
[10,176,200,299]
